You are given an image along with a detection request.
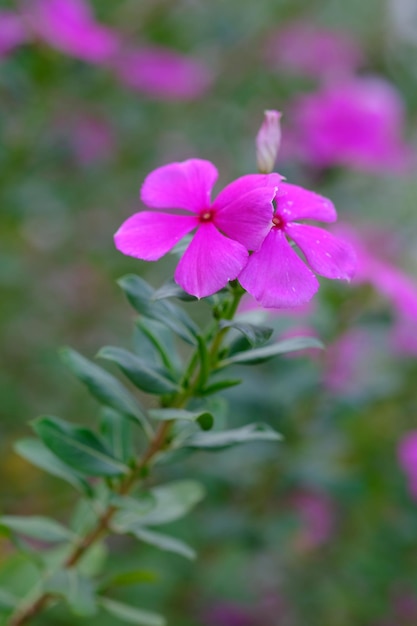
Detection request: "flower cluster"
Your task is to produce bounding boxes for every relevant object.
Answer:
[114,158,356,308]
[1,0,212,101]
[265,21,414,173]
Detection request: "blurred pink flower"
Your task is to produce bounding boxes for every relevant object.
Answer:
[0,10,29,58]
[288,77,415,172]
[398,431,417,499]
[115,159,279,298]
[68,115,116,166]
[292,490,334,549]
[238,183,356,308]
[25,0,120,63]
[265,22,362,80]
[112,45,213,100]
[324,327,374,394]
[203,602,255,626]
[335,224,417,355]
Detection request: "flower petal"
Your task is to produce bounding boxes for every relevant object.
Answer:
[276,182,337,223]
[140,159,218,213]
[175,223,248,298]
[112,45,213,101]
[286,223,356,280]
[239,228,319,308]
[114,211,197,261]
[214,187,275,251]
[213,173,282,210]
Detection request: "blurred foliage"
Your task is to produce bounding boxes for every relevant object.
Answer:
[1,0,417,624]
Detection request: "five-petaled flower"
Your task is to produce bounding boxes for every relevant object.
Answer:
[114,159,279,298]
[238,183,356,307]
[115,159,356,306]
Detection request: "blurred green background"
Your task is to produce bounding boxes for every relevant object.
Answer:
[1,0,417,624]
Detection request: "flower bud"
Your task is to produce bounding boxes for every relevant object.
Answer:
[256,110,282,173]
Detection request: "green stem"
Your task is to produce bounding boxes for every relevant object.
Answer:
[7,283,245,626]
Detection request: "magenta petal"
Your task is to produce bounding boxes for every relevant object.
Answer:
[214,187,275,250]
[175,223,248,298]
[239,229,319,308]
[140,159,218,213]
[213,173,281,210]
[113,46,213,100]
[276,182,337,223]
[114,211,197,261]
[286,223,356,280]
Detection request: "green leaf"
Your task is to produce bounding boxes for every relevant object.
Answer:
[114,480,205,528]
[33,416,129,477]
[149,408,213,431]
[129,527,196,560]
[100,408,134,463]
[220,321,273,347]
[135,319,181,375]
[181,423,282,449]
[45,570,97,616]
[14,438,92,495]
[118,275,198,345]
[110,492,156,517]
[200,378,242,395]
[98,347,180,395]
[60,348,149,432]
[100,569,158,591]
[0,516,74,543]
[0,588,18,611]
[219,336,324,366]
[100,597,166,626]
[152,279,197,301]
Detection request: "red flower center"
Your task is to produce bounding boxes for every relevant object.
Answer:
[272,214,285,229]
[199,209,214,223]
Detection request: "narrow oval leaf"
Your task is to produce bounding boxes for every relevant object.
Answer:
[220,321,273,347]
[114,480,205,528]
[149,408,213,431]
[45,570,97,616]
[33,416,129,477]
[14,438,92,495]
[0,516,74,543]
[0,588,17,611]
[200,378,242,395]
[60,348,149,432]
[130,527,196,560]
[100,408,134,463]
[135,319,182,375]
[98,347,180,395]
[118,275,198,345]
[219,336,324,366]
[181,423,282,449]
[102,569,158,590]
[100,597,166,626]
[152,279,197,302]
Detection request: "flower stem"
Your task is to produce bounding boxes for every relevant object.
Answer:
[8,285,244,626]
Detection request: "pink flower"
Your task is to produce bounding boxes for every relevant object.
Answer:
[112,45,213,100]
[25,0,120,63]
[68,115,116,166]
[265,22,362,80]
[324,328,375,394]
[334,224,417,355]
[0,10,29,58]
[289,77,415,172]
[114,159,279,298]
[292,491,334,549]
[238,183,356,308]
[398,432,417,500]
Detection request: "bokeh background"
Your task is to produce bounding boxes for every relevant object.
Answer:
[1,0,417,624]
